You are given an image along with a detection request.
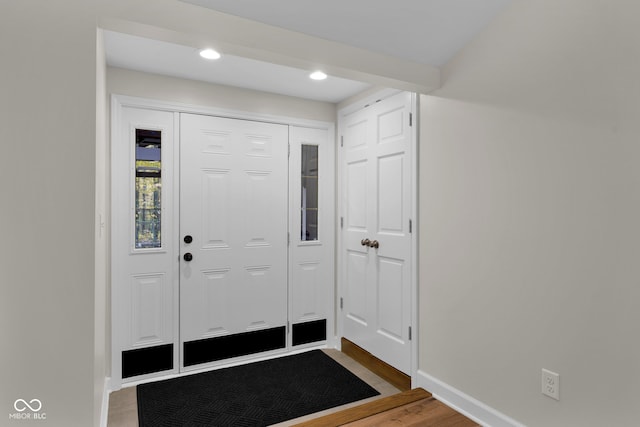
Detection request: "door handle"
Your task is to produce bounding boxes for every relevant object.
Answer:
[370,240,379,249]
[183,253,193,262]
[361,238,371,247]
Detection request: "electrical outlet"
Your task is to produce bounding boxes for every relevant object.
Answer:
[542,369,560,400]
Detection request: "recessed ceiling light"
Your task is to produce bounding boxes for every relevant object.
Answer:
[199,48,221,60]
[309,71,328,81]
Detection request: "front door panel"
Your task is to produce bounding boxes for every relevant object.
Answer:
[180,113,288,369]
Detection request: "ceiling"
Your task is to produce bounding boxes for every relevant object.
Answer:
[182,0,513,66]
[104,31,373,103]
[105,0,513,103]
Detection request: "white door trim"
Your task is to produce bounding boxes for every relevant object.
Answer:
[112,94,333,130]
[336,89,419,379]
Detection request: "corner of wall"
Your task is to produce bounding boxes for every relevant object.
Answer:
[415,370,524,427]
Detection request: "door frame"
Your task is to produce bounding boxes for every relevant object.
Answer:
[336,89,419,382]
[110,94,335,390]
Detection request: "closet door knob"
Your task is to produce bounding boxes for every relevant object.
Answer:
[370,240,379,249]
[183,253,193,262]
[361,238,371,247]
[184,235,193,244]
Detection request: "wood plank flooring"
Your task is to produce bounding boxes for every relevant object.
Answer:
[343,396,479,427]
[340,338,412,392]
[293,388,478,427]
[292,388,432,427]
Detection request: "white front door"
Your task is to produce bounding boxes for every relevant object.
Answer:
[113,97,335,386]
[179,113,289,370]
[341,92,413,374]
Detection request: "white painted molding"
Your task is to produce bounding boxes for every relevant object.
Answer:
[337,87,401,118]
[112,94,333,130]
[100,377,111,427]
[415,370,526,427]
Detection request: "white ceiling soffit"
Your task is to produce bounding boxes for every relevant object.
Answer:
[180,0,513,66]
[104,30,372,103]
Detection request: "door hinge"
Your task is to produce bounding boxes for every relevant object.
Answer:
[409,326,412,341]
[341,136,344,147]
[409,113,413,127]
[288,232,290,245]
[340,297,344,310]
[340,216,344,229]
[288,143,291,158]
[409,219,412,233]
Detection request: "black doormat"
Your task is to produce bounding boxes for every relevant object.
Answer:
[137,350,380,426]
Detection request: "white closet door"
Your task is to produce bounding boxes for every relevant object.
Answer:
[342,92,413,374]
[179,113,288,369]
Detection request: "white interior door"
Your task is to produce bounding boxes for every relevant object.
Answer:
[341,92,413,374]
[179,113,289,370]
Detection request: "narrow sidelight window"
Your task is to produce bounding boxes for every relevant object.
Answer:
[301,145,318,241]
[135,129,162,249]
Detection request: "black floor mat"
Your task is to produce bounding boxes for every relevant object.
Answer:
[137,350,380,426]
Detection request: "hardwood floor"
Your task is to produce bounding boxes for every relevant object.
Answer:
[106,349,477,426]
[343,397,479,427]
[340,338,412,392]
[291,388,432,426]
[294,389,478,427]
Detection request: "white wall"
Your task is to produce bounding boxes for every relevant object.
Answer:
[107,67,336,123]
[418,1,640,425]
[0,2,97,426]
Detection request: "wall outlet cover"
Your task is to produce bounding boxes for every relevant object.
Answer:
[542,368,560,400]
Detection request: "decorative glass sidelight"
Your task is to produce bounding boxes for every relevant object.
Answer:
[135,129,162,248]
[301,145,318,241]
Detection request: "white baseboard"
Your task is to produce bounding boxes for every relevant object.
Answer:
[414,370,525,427]
[100,377,111,427]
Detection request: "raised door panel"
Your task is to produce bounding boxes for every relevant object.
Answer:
[200,268,231,338]
[293,261,322,322]
[201,170,231,249]
[377,154,405,234]
[130,273,169,347]
[347,160,369,231]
